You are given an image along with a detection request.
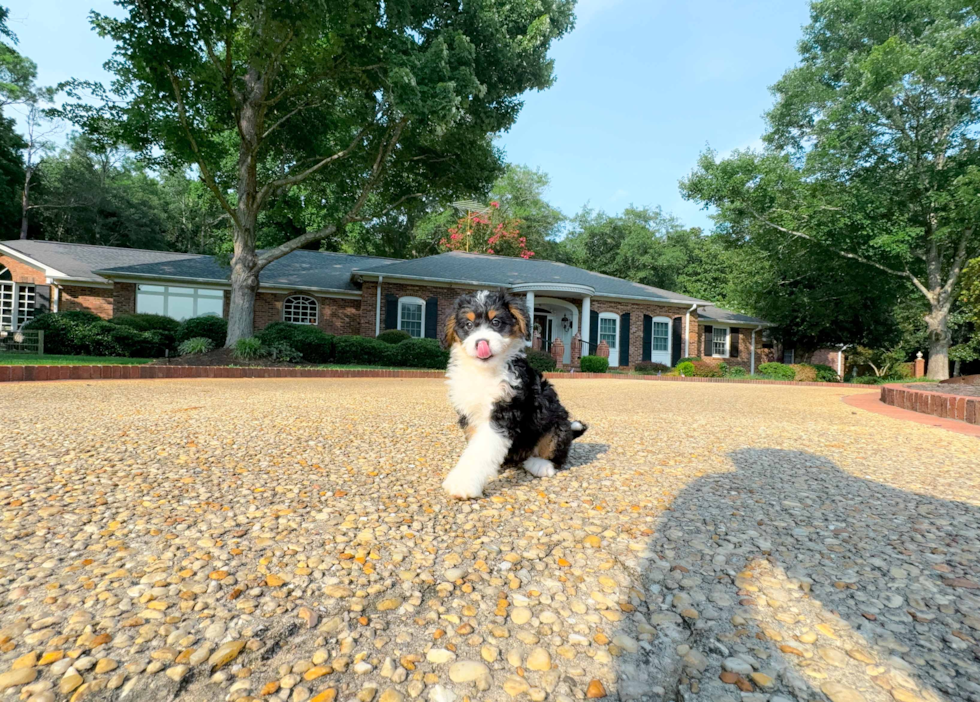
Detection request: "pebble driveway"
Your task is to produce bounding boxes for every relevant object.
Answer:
[0,378,978,702]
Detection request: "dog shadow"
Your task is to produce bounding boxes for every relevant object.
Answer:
[564,441,610,469]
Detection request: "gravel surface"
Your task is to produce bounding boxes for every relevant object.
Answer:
[1,378,978,702]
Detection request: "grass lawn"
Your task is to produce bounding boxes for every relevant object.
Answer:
[0,354,153,365]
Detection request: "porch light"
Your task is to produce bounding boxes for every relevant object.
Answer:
[561,314,571,333]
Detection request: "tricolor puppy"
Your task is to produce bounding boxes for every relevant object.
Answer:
[441,290,588,499]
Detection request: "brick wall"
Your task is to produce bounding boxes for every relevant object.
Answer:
[590,300,699,369]
[360,281,478,338]
[61,285,114,318]
[254,291,362,336]
[0,253,47,284]
[113,283,136,317]
[696,324,773,370]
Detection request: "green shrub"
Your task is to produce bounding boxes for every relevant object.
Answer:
[112,313,181,333]
[178,337,214,355]
[23,312,94,355]
[812,364,841,383]
[265,341,303,363]
[24,311,171,357]
[691,361,723,377]
[387,338,449,368]
[726,366,748,378]
[893,362,914,379]
[580,355,609,373]
[258,322,334,363]
[848,375,883,385]
[634,361,669,374]
[758,362,796,381]
[676,361,695,376]
[526,349,557,373]
[791,363,818,382]
[234,337,264,360]
[677,356,702,364]
[333,336,394,365]
[376,329,412,345]
[176,315,227,347]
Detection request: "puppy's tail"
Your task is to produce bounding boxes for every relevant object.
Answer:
[570,420,588,439]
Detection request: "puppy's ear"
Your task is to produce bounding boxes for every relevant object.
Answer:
[442,314,458,350]
[506,294,529,340]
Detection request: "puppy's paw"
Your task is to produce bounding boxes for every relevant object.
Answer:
[442,469,484,500]
[523,457,556,478]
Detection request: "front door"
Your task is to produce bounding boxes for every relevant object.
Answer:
[598,314,619,367]
[650,317,671,366]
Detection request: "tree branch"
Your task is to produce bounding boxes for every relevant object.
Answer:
[940,226,974,304]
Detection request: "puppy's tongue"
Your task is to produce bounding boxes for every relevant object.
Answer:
[476,340,492,359]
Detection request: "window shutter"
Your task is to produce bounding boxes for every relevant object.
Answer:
[641,314,652,362]
[619,313,630,367]
[703,325,712,357]
[730,328,739,358]
[589,310,599,355]
[671,317,683,366]
[384,294,398,331]
[34,285,51,313]
[424,297,438,339]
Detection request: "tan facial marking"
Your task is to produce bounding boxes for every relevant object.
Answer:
[507,303,528,338]
[487,309,497,320]
[444,316,458,346]
[465,312,476,321]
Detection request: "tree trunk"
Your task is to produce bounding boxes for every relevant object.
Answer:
[19,167,32,240]
[226,251,259,348]
[924,300,951,381]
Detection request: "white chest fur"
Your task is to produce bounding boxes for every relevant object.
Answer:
[446,349,519,427]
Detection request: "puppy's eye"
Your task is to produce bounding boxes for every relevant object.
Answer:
[491,318,501,328]
[464,320,474,330]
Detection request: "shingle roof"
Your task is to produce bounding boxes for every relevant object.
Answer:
[355,252,708,304]
[1,240,395,293]
[698,305,771,326]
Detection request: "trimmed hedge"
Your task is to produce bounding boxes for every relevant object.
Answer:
[676,360,695,376]
[677,356,702,364]
[526,349,557,373]
[790,363,818,382]
[634,361,669,374]
[376,329,412,345]
[758,362,795,381]
[726,366,748,378]
[812,363,841,383]
[112,313,181,333]
[176,316,227,348]
[386,338,448,369]
[258,322,334,363]
[333,336,394,365]
[24,311,173,357]
[691,361,723,377]
[580,355,609,373]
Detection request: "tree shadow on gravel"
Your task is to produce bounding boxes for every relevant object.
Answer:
[613,448,980,702]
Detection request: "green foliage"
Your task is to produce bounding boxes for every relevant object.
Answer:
[376,329,412,345]
[812,364,841,383]
[0,113,24,237]
[676,361,696,376]
[847,346,909,378]
[791,364,817,382]
[24,310,170,357]
[758,362,796,381]
[176,316,227,348]
[257,323,334,363]
[962,258,980,325]
[580,356,609,373]
[233,337,264,360]
[691,361,723,378]
[634,361,669,374]
[386,338,449,369]
[265,341,303,364]
[178,337,214,356]
[333,337,395,366]
[0,7,39,106]
[112,313,181,333]
[677,357,702,364]
[725,366,748,378]
[525,349,558,374]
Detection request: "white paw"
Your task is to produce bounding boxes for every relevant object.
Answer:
[523,457,556,478]
[442,468,485,500]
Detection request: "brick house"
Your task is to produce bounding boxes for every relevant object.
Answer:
[1,239,779,371]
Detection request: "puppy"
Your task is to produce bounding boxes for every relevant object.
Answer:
[441,289,588,499]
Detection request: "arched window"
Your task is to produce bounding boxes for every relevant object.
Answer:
[283,294,318,325]
[0,266,10,281]
[397,296,425,338]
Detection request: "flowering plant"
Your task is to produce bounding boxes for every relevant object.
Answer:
[439,201,535,259]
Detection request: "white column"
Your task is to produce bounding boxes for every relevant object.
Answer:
[581,296,591,353]
[525,291,534,345]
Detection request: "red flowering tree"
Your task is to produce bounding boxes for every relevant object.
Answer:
[440,202,534,259]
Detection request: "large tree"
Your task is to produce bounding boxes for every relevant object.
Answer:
[64,0,574,345]
[682,0,980,380]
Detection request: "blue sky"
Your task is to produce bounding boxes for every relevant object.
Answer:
[5,0,810,231]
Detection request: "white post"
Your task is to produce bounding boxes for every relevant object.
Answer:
[525,291,535,345]
[751,327,758,375]
[374,276,383,336]
[581,296,591,354]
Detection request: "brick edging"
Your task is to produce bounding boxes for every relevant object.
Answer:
[879,383,979,425]
[2,364,846,387]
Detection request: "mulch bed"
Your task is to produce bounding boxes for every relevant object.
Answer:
[906,383,980,398]
[150,349,302,367]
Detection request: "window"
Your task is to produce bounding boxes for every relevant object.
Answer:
[283,295,318,325]
[398,297,425,338]
[783,349,795,364]
[598,316,618,349]
[0,282,13,330]
[712,326,728,357]
[652,320,669,352]
[0,282,35,330]
[136,284,224,321]
[0,265,10,281]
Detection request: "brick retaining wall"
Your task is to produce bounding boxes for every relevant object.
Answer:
[880,384,979,425]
